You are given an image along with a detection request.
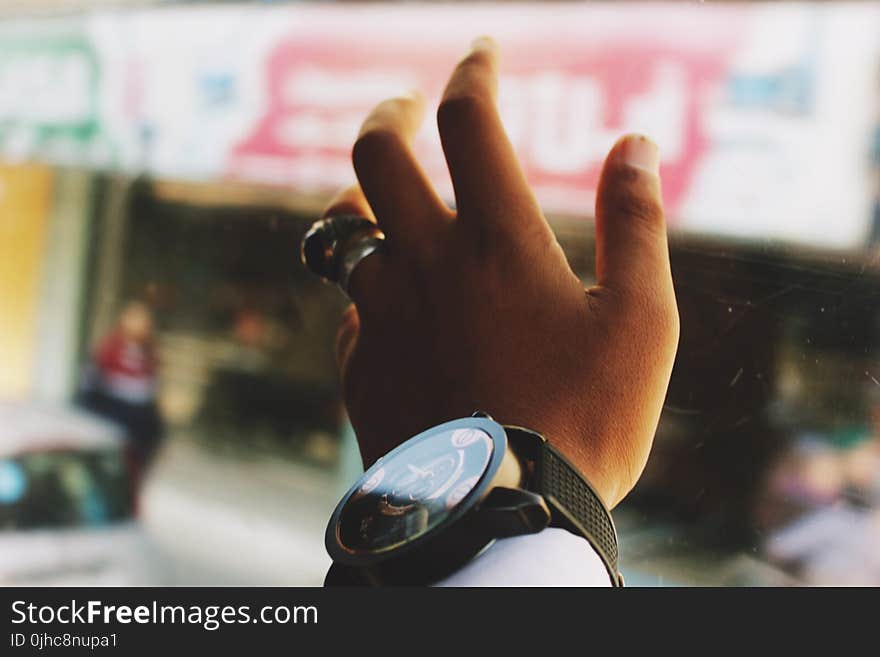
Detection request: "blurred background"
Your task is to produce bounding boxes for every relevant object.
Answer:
[1,0,879,586]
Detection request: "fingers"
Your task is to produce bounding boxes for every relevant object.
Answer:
[437,37,542,234]
[594,134,674,305]
[320,184,385,310]
[352,91,450,255]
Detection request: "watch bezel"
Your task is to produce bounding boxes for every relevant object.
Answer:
[325,416,508,567]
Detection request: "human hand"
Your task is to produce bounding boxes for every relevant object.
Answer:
[324,37,679,507]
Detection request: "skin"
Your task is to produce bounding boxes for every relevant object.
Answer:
[119,301,154,344]
[324,38,679,508]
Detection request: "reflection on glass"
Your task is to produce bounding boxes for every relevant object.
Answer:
[0,0,877,586]
[338,429,493,554]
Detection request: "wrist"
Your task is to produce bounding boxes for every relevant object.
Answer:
[329,412,622,586]
[350,408,627,508]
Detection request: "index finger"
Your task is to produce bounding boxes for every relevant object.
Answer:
[437,38,543,233]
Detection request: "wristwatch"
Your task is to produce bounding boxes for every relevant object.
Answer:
[324,412,623,586]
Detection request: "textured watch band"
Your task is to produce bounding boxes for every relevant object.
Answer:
[506,426,623,586]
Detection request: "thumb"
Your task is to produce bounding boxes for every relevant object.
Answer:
[594,134,673,301]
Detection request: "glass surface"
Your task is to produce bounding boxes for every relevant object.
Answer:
[337,428,493,554]
[0,0,877,585]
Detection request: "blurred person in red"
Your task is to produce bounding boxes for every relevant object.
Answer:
[80,301,164,482]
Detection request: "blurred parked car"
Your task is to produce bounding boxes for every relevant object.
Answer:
[0,402,159,585]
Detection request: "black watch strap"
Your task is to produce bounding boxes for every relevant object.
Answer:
[506,426,623,587]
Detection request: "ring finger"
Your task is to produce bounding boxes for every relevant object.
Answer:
[319,184,387,313]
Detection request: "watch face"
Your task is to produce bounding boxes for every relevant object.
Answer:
[335,426,495,555]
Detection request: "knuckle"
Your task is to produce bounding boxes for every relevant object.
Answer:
[614,285,680,349]
[616,192,663,230]
[347,253,386,306]
[657,297,681,348]
[351,128,405,170]
[650,297,681,352]
[437,93,491,133]
[603,166,664,229]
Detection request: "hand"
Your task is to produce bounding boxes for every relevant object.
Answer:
[324,37,679,508]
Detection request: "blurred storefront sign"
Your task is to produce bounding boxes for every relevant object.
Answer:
[0,20,113,165]
[0,163,53,399]
[0,3,877,248]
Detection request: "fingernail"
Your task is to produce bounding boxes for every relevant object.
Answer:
[615,134,660,175]
[470,35,499,55]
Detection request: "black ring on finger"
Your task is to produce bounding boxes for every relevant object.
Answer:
[301,215,385,294]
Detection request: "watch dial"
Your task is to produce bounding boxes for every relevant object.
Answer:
[337,427,494,554]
